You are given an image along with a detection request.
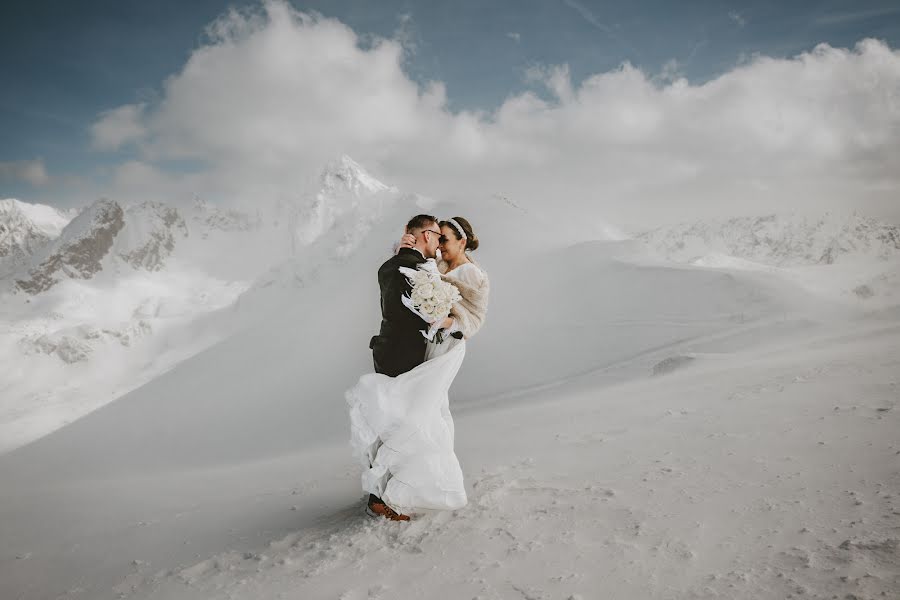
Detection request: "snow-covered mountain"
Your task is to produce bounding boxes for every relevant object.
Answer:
[0,198,73,276]
[6,173,900,457]
[189,196,261,238]
[638,212,900,266]
[235,156,412,314]
[0,157,407,452]
[291,155,397,253]
[5,157,401,299]
[117,201,189,271]
[12,199,193,294]
[635,212,900,309]
[14,198,126,294]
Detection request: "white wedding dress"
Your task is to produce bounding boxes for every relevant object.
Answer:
[347,263,482,513]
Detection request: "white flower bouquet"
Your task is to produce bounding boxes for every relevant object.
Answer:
[399,263,462,342]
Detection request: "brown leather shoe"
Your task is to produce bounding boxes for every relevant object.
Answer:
[366,499,411,521]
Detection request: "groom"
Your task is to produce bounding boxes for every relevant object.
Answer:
[369,214,441,378]
[365,214,440,521]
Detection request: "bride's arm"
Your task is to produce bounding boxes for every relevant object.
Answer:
[445,268,488,339]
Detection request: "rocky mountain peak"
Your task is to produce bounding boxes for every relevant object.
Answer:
[290,156,396,251]
[0,199,73,275]
[319,155,391,197]
[189,197,259,237]
[16,199,125,294]
[117,201,189,271]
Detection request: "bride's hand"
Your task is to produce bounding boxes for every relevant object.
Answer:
[439,317,454,330]
[400,233,416,249]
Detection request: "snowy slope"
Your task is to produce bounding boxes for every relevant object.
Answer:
[0,274,896,600]
[121,321,900,600]
[1,164,899,598]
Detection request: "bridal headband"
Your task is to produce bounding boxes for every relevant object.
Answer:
[447,218,467,241]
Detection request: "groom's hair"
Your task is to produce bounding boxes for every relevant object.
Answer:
[405,214,438,233]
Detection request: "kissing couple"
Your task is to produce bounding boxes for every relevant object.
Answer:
[347,214,490,521]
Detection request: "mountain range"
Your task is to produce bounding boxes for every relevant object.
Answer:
[2,157,899,454]
[1,158,899,599]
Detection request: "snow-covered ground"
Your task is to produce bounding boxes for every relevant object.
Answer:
[0,306,897,599]
[1,159,899,598]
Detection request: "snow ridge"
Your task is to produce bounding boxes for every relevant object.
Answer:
[639,213,900,267]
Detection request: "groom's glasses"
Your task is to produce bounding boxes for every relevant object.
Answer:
[421,229,441,241]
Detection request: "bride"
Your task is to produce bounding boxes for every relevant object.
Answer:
[346,217,489,520]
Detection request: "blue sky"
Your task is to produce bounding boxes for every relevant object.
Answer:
[2,0,900,208]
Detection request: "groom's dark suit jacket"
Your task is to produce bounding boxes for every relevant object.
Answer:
[370,247,428,377]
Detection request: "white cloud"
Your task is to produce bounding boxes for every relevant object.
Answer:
[507,32,521,43]
[91,103,147,150]
[524,64,574,102]
[0,159,50,186]
[562,0,613,33]
[814,6,900,26]
[88,0,900,226]
[656,59,682,83]
[393,12,417,56]
[728,11,747,27]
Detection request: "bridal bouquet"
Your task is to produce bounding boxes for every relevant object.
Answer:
[399,264,462,342]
